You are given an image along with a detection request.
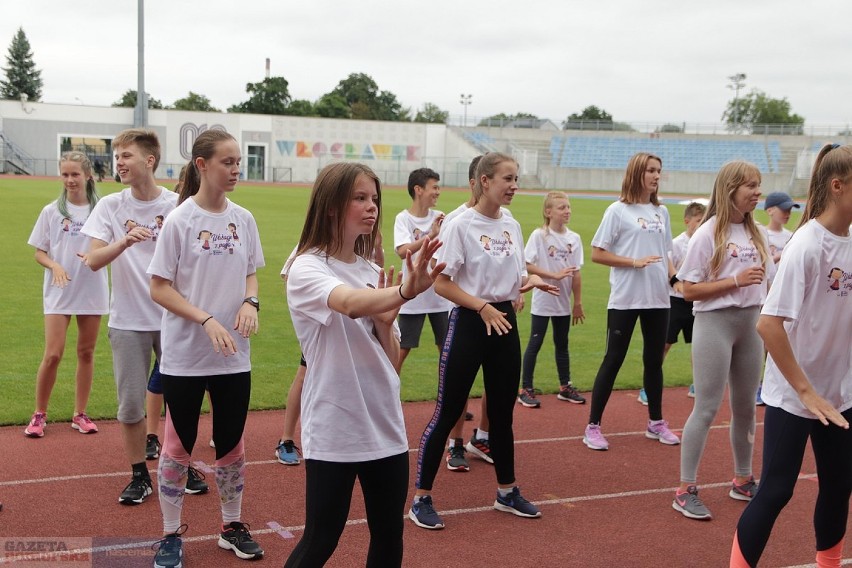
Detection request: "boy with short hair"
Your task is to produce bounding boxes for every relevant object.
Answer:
[762,191,800,263]
[639,201,706,404]
[81,129,179,505]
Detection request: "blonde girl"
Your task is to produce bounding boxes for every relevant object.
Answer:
[731,145,852,567]
[25,152,108,437]
[410,152,557,530]
[519,191,586,407]
[673,161,772,521]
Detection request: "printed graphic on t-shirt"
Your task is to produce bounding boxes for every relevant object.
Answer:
[479,232,515,257]
[727,240,759,263]
[121,212,171,242]
[637,214,664,234]
[412,228,424,240]
[827,266,852,295]
[60,217,85,237]
[547,243,573,260]
[196,222,242,256]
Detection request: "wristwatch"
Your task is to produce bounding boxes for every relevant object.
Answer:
[243,296,260,311]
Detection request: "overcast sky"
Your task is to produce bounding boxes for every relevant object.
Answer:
[2,0,851,127]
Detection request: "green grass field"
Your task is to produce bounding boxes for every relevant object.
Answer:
[0,176,793,426]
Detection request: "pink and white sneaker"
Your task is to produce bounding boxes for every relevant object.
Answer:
[71,413,98,434]
[24,412,47,438]
[646,419,680,445]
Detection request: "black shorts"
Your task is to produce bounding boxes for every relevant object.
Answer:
[667,296,694,344]
[399,312,449,349]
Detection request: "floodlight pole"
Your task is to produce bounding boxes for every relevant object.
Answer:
[134,0,148,127]
[460,94,472,127]
[727,73,746,133]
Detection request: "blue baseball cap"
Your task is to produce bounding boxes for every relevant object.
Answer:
[763,192,799,211]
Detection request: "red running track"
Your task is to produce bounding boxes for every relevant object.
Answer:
[0,387,846,567]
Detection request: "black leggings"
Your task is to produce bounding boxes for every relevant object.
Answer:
[733,405,852,566]
[283,452,409,568]
[416,302,520,490]
[522,314,572,389]
[160,371,250,460]
[588,308,669,424]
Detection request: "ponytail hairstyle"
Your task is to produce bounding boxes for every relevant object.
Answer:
[295,162,382,261]
[178,129,236,204]
[621,153,662,205]
[704,161,769,277]
[798,144,852,229]
[472,152,517,202]
[57,151,99,217]
[541,191,569,236]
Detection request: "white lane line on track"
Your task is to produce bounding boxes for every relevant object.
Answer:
[0,473,820,564]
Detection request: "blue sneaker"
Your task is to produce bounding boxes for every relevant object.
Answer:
[152,526,186,568]
[494,487,541,518]
[688,384,696,398]
[408,495,444,530]
[275,439,301,465]
[637,388,648,406]
[756,385,765,406]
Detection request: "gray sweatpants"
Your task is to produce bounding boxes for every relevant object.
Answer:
[679,306,762,484]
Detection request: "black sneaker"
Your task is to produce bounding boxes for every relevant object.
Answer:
[557,384,586,404]
[119,472,153,505]
[465,429,494,464]
[218,522,264,560]
[517,387,541,408]
[445,441,470,472]
[185,467,209,495]
[152,525,186,568]
[494,487,541,518]
[146,434,161,460]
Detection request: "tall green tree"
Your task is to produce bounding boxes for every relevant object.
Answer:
[563,105,612,129]
[112,89,164,109]
[228,76,292,115]
[327,73,409,121]
[414,102,449,124]
[171,91,220,112]
[281,99,315,116]
[722,89,804,134]
[1,27,43,101]
[314,93,350,118]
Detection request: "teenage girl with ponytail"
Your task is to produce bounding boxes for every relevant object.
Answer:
[730,145,852,568]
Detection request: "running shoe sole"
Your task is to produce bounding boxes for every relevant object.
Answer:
[71,422,98,434]
[493,501,542,518]
[672,499,712,520]
[517,397,541,408]
[217,538,263,560]
[118,486,152,505]
[465,441,494,464]
[582,437,608,451]
[645,431,680,445]
[557,394,585,404]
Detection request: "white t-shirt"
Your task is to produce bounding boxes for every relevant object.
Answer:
[393,209,452,314]
[28,201,109,315]
[81,187,178,331]
[524,227,583,316]
[147,197,265,376]
[286,251,408,462]
[591,201,673,309]
[677,217,773,312]
[437,207,526,303]
[669,231,691,300]
[763,226,793,260]
[760,220,852,419]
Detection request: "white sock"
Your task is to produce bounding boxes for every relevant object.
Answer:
[497,486,514,497]
[477,429,489,441]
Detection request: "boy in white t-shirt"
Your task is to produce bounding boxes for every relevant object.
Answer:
[81,129,178,506]
[762,191,800,264]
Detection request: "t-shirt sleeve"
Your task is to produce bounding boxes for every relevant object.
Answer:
[80,199,113,243]
[524,230,539,265]
[393,212,411,250]
[677,227,711,283]
[573,232,585,267]
[147,215,180,281]
[27,206,51,252]
[245,215,265,274]
[761,238,809,321]
[436,216,465,278]
[287,255,345,326]
[591,204,619,250]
